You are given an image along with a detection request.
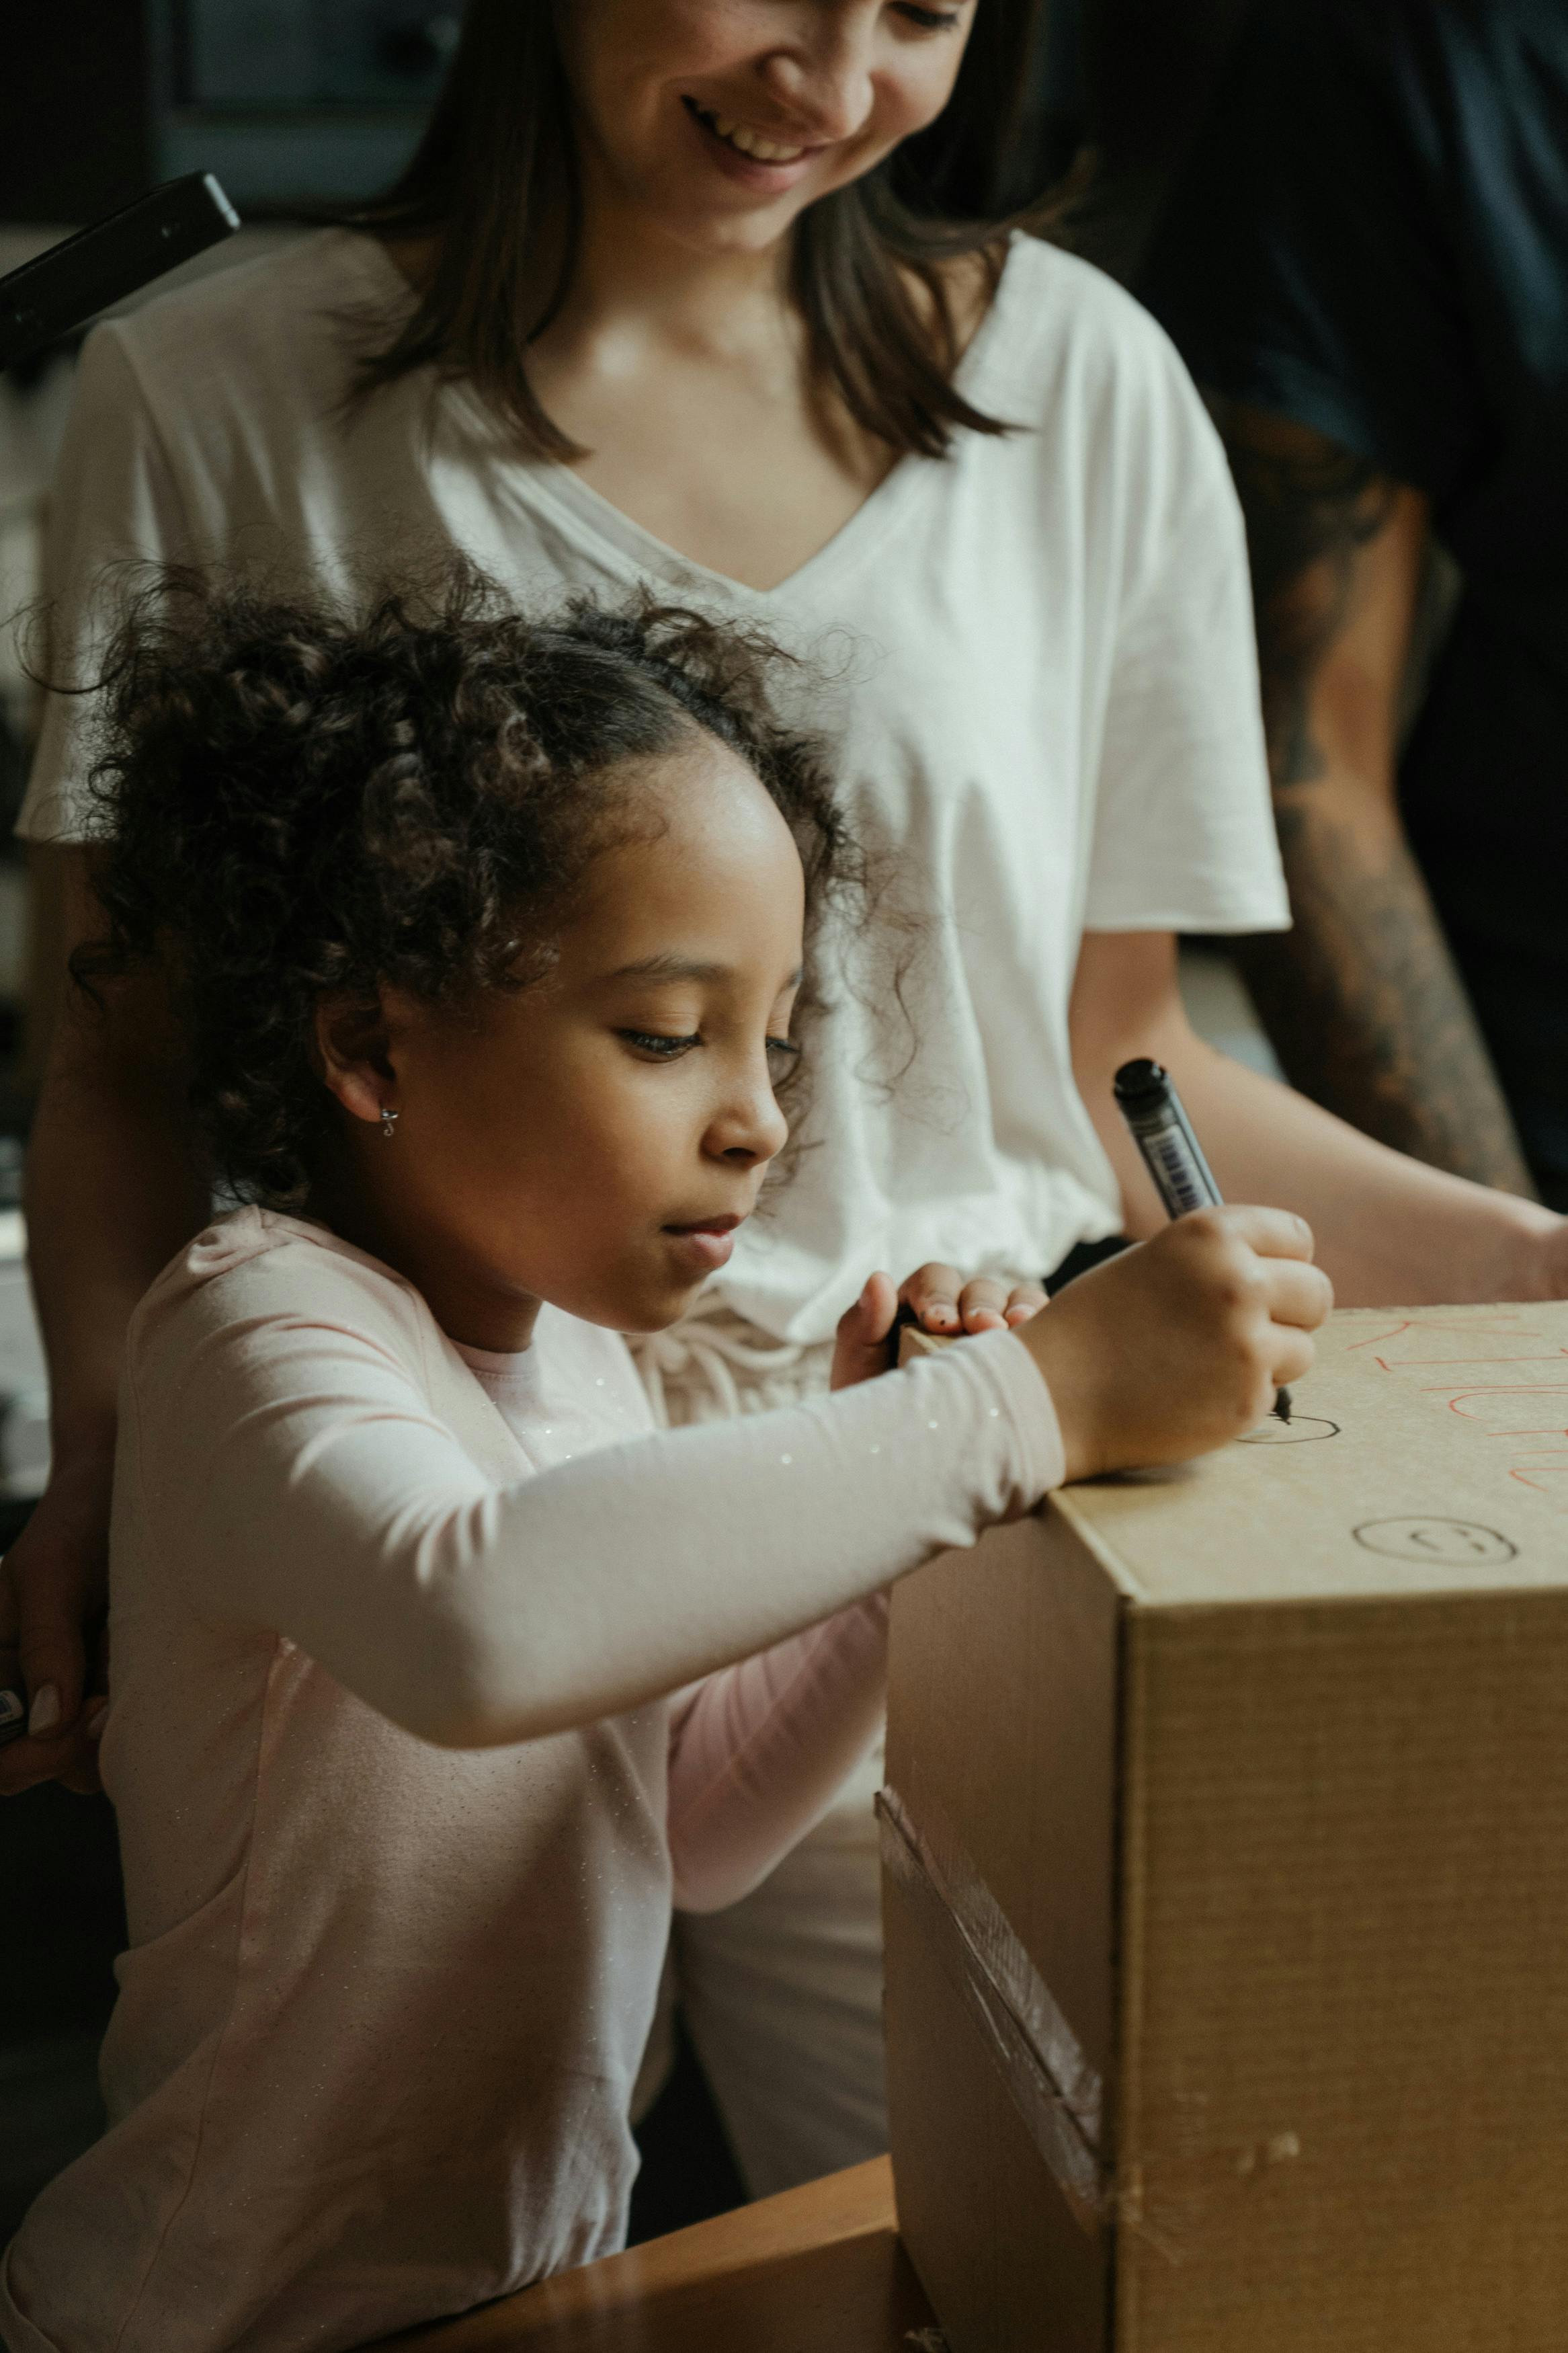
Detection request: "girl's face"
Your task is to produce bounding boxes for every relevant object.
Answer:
[552,0,977,254]
[321,735,807,1351]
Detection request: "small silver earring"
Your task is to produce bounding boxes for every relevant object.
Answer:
[380,1107,399,1140]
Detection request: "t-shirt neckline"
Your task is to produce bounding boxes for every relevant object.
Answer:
[351,228,1023,605]
[454,1337,536,1377]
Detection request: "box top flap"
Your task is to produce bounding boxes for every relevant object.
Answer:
[1053,1302,1568,1607]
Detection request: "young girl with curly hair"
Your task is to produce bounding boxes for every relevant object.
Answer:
[0,572,1326,2353]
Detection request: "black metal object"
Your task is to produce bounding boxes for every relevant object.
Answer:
[0,175,238,374]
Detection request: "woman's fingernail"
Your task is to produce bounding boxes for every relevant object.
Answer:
[28,1684,60,1738]
[85,1702,110,1741]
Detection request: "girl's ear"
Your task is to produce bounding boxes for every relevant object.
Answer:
[315,994,397,1129]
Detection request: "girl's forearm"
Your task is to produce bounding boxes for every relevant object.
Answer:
[178,1329,1058,1751]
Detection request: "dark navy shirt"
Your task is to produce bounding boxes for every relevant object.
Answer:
[1142,0,1568,1187]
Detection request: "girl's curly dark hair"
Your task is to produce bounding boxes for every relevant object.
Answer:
[71,563,865,1208]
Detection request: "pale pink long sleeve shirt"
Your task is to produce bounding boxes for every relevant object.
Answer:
[0,1211,1062,2353]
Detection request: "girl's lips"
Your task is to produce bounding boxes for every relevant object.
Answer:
[663,1225,738,1271]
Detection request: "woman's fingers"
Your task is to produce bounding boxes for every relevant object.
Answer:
[1003,1283,1048,1328]
[0,1466,110,1796]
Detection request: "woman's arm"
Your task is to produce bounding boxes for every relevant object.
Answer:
[2,320,211,1789]
[1219,404,1533,1193]
[0,846,208,1792]
[1069,927,1567,1308]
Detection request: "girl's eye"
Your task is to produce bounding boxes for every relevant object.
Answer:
[618,1029,700,1061]
[893,3,964,29]
[766,1036,802,1078]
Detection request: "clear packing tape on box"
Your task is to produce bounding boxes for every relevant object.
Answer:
[877,1783,1110,2235]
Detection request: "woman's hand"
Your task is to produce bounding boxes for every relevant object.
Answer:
[0,1452,112,1796]
[1020,1206,1333,1482]
[831,1264,1047,1392]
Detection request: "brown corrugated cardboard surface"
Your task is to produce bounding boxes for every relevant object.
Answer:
[884,1304,1568,2349]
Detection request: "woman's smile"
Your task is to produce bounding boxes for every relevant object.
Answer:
[681,95,835,186]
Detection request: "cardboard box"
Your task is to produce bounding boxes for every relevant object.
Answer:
[884,1304,1568,2351]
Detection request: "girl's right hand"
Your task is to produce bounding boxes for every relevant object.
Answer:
[1021,1207,1332,1482]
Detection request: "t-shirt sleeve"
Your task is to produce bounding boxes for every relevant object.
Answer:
[1081,328,1288,936]
[1140,0,1480,498]
[19,322,195,846]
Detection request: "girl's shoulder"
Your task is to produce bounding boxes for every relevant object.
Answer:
[128,1205,436,1382]
[125,1211,646,1435]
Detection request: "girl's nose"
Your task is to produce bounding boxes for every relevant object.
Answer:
[757,8,876,147]
[707,1066,790,1170]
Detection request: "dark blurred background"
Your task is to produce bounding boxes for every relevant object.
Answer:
[0,0,1262,2243]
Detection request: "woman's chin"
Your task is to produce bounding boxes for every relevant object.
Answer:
[641,188,811,259]
[619,148,829,256]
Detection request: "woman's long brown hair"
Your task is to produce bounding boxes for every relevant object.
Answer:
[343,0,1048,463]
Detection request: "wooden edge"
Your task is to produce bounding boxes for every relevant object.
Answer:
[897,1326,955,1367]
[369,2157,901,2348]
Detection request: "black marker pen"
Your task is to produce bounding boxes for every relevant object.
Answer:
[1112,1058,1292,1425]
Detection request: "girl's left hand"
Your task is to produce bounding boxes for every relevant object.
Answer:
[830,1265,1048,1391]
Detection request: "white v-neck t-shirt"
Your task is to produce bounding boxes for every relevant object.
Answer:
[23,229,1287,1341]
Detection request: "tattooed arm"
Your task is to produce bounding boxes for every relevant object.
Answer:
[1221,401,1536,1196]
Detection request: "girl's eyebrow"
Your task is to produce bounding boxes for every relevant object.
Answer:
[607,953,731,984]
[606,955,806,988]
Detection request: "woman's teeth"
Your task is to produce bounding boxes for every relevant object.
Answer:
[694,105,808,165]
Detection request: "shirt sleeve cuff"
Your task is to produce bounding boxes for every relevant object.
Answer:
[950,1326,1067,1504]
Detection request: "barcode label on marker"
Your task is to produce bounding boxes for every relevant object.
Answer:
[1143,1117,1212,1215]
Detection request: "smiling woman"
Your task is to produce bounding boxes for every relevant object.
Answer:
[345,0,1032,463]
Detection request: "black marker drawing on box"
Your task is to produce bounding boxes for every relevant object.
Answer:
[1237,1417,1340,1446]
[1352,1518,1517,1566]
